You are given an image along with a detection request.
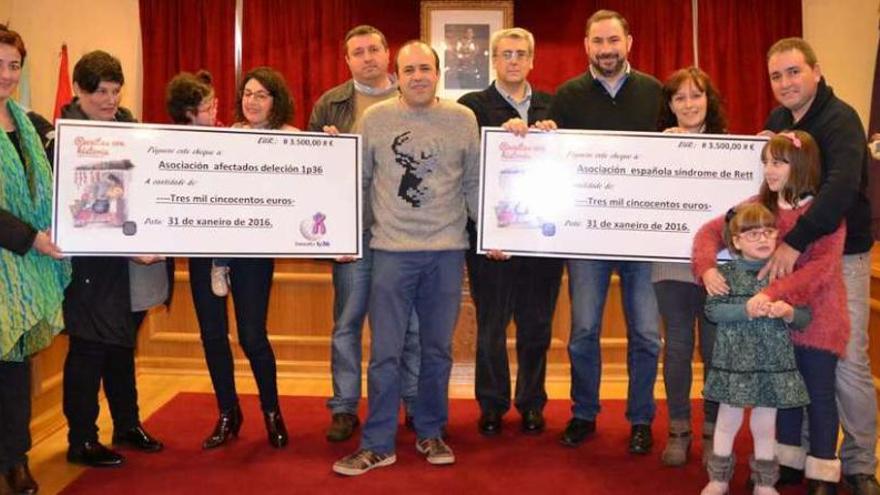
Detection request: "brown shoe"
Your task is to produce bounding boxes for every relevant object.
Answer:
[661,420,692,467]
[7,462,38,495]
[326,413,359,442]
[0,473,14,495]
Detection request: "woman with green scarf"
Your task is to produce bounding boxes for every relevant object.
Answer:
[0,25,71,495]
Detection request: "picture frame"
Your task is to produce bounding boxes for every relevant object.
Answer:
[420,1,514,100]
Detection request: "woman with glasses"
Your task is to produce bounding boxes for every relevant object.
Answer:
[180,67,295,450]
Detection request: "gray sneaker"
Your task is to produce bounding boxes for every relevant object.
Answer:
[332,449,396,476]
[416,438,455,465]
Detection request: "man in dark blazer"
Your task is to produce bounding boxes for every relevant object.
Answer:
[458,27,564,437]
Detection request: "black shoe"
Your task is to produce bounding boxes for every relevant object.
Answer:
[7,462,38,495]
[264,409,288,448]
[521,410,545,435]
[478,410,503,437]
[845,474,880,495]
[778,465,805,486]
[807,479,838,495]
[559,418,595,447]
[326,413,359,442]
[112,425,164,453]
[202,405,244,449]
[67,441,125,467]
[628,424,653,455]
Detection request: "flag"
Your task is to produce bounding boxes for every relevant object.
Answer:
[53,44,73,121]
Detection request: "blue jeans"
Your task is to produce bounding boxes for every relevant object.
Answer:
[360,250,464,454]
[777,346,839,460]
[328,231,420,416]
[567,260,660,425]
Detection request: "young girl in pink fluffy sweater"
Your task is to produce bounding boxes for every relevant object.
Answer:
[692,130,848,494]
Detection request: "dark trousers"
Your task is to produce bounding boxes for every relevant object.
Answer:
[466,241,564,414]
[0,360,31,471]
[654,280,719,425]
[63,334,141,447]
[189,257,279,413]
[777,346,839,459]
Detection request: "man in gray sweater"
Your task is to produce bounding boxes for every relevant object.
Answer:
[307,24,421,445]
[333,40,480,476]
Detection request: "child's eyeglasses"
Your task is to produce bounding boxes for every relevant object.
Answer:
[737,228,779,242]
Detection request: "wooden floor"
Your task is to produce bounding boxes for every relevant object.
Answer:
[29,370,647,494]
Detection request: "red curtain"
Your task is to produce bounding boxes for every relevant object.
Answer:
[516,0,694,94]
[698,0,802,134]
[242,0,419,129]
[139,0,237,125]
[139,0,801,133]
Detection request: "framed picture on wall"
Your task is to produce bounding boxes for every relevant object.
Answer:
[420,1,514,100]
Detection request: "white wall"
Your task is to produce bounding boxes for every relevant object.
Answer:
[803,0,879,130]
[2,0,142,120]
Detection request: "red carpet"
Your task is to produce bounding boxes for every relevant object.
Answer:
[60,393,806,494]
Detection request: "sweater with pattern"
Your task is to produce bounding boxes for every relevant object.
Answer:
[358,98,480,251]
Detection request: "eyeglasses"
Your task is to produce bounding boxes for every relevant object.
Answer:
[736,228,779,242]
[495,50,530,61]
[243,90,272,102]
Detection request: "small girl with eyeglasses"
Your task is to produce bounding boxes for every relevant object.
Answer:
[699,202,810,495]
[694,130,849,494]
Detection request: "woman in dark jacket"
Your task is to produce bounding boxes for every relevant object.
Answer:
[61,50,170,469]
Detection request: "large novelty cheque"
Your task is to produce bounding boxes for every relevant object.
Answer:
[53,120,361,257]
[477,128,767,261]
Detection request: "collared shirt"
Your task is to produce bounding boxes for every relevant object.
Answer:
[589,61,632,98]
[494,81,532,121]
[353,74,398,97]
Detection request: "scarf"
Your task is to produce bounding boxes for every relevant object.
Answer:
[0,99,72,361]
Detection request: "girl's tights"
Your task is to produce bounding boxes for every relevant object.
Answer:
[703,404,779,495]
[713,404,776,459]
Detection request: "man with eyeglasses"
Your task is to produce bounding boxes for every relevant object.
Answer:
[457,27,564,438]
[307,25,421,444]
